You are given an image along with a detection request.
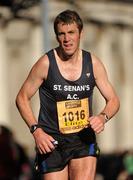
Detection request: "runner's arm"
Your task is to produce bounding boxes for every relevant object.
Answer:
[89,54,120,133]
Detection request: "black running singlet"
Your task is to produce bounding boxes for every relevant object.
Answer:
[38,49,96,134]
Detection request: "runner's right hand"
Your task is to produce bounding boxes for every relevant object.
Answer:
[32,128,56,154]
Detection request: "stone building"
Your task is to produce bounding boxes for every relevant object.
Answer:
[0,0,132,156]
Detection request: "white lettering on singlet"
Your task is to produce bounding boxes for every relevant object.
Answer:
[53,84,90,100]
[53,84,90,92]
[53,85,62,91]
[64,85,90,91]
[67,94,79,100]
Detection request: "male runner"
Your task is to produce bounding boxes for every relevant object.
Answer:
[16,10,120,180]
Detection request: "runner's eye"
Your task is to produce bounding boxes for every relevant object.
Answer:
[69,31,74,34]
[57,32,64,36]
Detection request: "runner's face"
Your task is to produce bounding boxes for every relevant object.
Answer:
[56,22,82,56]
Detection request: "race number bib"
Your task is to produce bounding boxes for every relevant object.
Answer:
[57,98,89,134]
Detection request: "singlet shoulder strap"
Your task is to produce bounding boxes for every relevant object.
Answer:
[46,49,54,63]
[82,50,95,82]
[46,49,59,69]
[82,50,92,67]
[45,49,60,82]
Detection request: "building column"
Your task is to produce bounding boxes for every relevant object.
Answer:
[0,27,10,125]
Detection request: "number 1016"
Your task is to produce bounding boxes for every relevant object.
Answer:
[62,110,85,122]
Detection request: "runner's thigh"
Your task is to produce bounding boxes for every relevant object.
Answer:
[69,156,97,180]
[42,165,68,180]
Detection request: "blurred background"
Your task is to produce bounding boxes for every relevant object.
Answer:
[0,0,133,179]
